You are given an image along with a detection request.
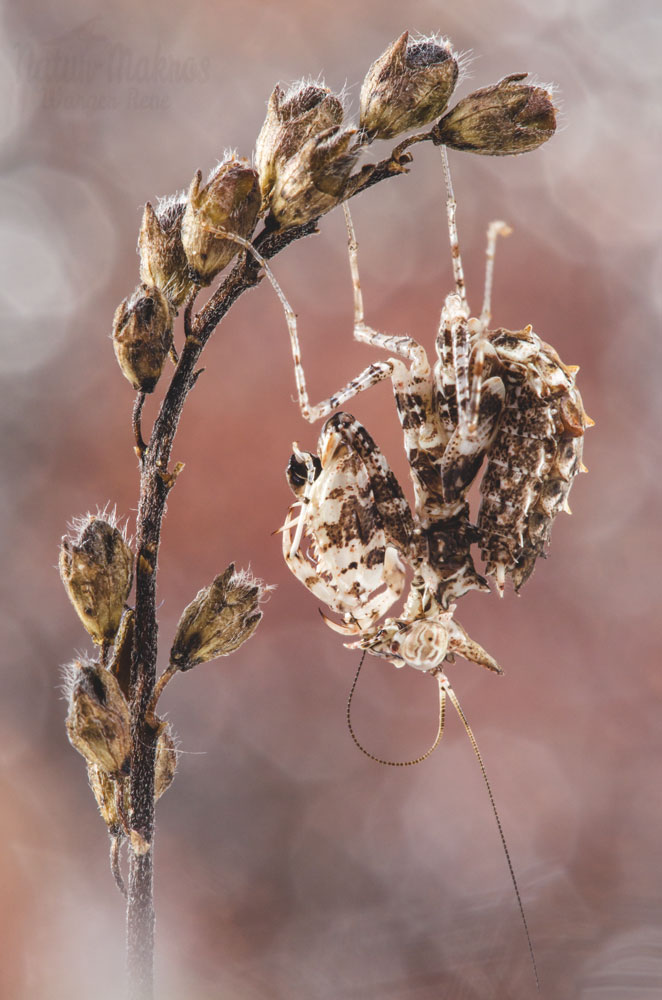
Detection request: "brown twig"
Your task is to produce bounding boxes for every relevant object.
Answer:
[125,140,419,1000]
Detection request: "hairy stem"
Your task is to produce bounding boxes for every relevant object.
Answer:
[124,144,412,998]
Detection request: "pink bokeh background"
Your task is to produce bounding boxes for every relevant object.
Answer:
[1,1,661,997]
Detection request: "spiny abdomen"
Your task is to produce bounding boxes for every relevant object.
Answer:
[477,335,591,592]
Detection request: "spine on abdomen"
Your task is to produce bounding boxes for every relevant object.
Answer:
[478,381,588,592]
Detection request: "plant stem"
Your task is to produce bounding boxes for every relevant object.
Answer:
[127,456,167,998]
[124,145,412,998]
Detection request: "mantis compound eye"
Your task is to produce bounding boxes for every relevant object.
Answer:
[396,620,449,670]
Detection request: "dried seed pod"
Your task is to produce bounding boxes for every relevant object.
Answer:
[155,724,177,800]
[87,762,126,833]
[181,159,261,284]
[269,126,359,229]
[432,74,556,155]
[170,563,264,670]
[360,31,459,140]
[59,513,134,644]
[112,283,173,393]
[64,657,131,776]
[139,196,193,309]
[255,81,344,205]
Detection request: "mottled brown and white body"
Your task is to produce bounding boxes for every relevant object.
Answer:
[281,413,412,630]
[269,151,584,993]
[277,200,507,609]
[306,155,590,599]
[475,328,591,591]
[254,149,590,614]
[281,412,501,676]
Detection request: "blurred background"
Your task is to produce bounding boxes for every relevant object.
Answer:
[1,0,660,997]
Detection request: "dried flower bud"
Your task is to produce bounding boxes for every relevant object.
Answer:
[139,197,193,309]
[87,762,126,833]
[255,82,344,204]
[112,283,173,393]
[360,31,459,140]
[64,657,131,776]
[170,563,265,670]
[155,725,177,800]
[432,73,557,155]
[181,159,261,284]
[269,126,359,229]
[59,512,134,644]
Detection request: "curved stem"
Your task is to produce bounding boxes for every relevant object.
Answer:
[123,140,422,999]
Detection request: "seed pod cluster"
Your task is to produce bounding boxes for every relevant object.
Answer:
[85,721,176,837]
[113,154,260,392]
[256,79,359,229]
[255,82,344,205]
[111,33,556,391]
[58,515,138,843]
[59,511,262,846]
[65,650,178,839]
[269,123,360,229]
